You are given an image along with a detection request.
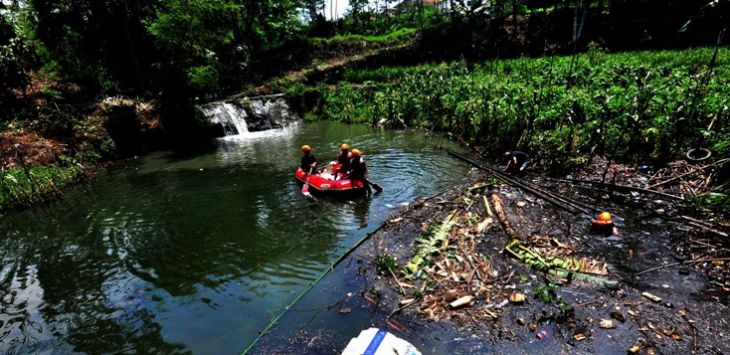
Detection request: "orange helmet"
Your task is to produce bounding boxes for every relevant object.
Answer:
[597,211,612,222]
[351,149,362,156]
[341,143,350,150]
[301,145,312,152]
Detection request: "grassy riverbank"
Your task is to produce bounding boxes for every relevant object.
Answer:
[0,89,164,213]
[311,47,730,171]
[0,163,85,213]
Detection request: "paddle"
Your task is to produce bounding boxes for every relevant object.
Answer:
[366,178,383,193]
[302,166,316,201]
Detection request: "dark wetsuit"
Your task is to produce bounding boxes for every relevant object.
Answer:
[337,150,351,175]
[301,153,316,171]
[508,151,530,172]
[348,156,367,181]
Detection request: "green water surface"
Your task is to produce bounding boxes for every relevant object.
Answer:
[0,122,467,354]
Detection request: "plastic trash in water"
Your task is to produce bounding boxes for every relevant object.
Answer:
[342,328,421,355]
[536,330,548,340]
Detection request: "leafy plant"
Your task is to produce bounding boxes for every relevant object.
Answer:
[534,282,574,322]
[375,254,398,273]
[315,47,730,169]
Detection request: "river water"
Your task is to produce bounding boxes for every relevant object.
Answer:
[0,122,468,354]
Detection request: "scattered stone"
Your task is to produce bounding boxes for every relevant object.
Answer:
[642,292,662,303]
[574,333,586,341]
[493,299,509,309]
[516,317,525,325]
[509,292,526,304]
[599,319,616,329]
[528,323,537,332]
[536,330,548,340]
[449,295,474,309]
[517,201,527,207]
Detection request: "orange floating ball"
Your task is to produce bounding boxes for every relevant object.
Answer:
[597,211,612,222]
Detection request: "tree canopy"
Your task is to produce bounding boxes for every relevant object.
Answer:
[0,0,725,109]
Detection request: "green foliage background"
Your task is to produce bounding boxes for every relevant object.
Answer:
[316,47,730,169]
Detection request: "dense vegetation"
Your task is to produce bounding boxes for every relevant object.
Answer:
[1,0,728,212]
[0,163,84,210]
[2,0,727,111]
[313,47,730,170]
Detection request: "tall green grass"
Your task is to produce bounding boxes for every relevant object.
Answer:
[308,28,417,46]
[316,47,730,170]
[0,164,85,212]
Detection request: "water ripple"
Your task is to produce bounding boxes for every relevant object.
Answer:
[0,122,468,354]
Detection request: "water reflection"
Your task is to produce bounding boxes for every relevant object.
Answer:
[0,122,467,353]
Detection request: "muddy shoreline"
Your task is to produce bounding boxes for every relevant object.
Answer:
[253,170,730,354]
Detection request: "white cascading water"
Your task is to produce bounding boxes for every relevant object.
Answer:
[201,102,250,136]
[201,96,298,138]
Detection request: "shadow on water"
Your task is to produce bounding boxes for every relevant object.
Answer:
[0,122,468,354]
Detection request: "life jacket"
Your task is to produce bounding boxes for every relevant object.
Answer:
[301,153,316,171]
[349,156,366,179]
[338,150,350,165]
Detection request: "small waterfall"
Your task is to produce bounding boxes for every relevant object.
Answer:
[201,95,299,137]
[201,102,250,136]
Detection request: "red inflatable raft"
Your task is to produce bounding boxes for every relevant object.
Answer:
[295,162,365,194]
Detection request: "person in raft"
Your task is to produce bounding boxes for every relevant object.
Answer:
[300,145,317,172]
[505,150,530,174]
[334,143,351,179]
[347,149,371,194]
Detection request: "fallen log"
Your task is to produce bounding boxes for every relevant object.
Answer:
[491,194,520,241]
